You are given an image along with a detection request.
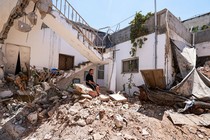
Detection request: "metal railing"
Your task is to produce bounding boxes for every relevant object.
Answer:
[51,0,103,56]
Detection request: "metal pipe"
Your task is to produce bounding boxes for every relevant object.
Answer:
[154,0,158,69]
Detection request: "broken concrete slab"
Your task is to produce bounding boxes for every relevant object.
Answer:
[73,83,93,94]
[113,114,124,128]
[41,82,51,91]
[99,94,110,102]
[27,111,38,124]
[109,94,127,102]
[93,132,105,140]
[4,122,26,139]
[0,90,13,99]
[169,112,210,126]
[142,128,149,136]
[81,94,92,100]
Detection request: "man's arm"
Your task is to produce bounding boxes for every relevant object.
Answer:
[87,80,96,85]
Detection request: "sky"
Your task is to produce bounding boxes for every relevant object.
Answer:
[68,0,210,32]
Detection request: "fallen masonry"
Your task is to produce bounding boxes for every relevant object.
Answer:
[0,84,210,140]
[0,65,210,140]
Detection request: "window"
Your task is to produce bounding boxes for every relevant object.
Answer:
[122,58,139,73]
[98,65,104,79]
[84,71,88,81]
[58,54,74,70]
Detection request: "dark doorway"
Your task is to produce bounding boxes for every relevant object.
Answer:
[15,52,21,75]
[59,54,74,70]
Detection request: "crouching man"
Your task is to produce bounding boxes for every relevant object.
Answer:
[86,69,100,97]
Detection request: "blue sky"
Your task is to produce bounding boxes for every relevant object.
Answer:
[68,0,210,31]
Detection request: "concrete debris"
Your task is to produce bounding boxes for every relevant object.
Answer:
[0,65,210,140]
[99,94,109,102]
[0,90,210,140]
[73,83,93,94]
[113,114,124,128]
[85,115,94,125]
[81,94,93,99]
[169,112,210,126]
[109,93,127,102]
[0,90,13,99]
[43,133,53,140]
[123,133,137,140]
[41,82,51,91]
[77,119,86,127]
[198,61,210,79]
[142,128,149,136]
[79,109,89,119]
[27,112,38,124]
[93,132,105,140]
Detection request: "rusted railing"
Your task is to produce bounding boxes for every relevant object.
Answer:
[51,0,103,56]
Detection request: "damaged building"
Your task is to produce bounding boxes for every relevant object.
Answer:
[0,0,210,139]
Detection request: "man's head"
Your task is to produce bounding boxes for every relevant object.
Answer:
[89,69,94,75]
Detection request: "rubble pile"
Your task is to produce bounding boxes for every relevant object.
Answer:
[1,88,209,140]
[0,65,209,140]
[198,60,210,79]
[0,85,70,140]
[23,96,210,140]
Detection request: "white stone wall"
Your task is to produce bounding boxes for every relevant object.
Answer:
[114,33,170,94]
[3,15,87,69]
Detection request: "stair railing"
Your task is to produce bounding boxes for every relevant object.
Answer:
[51,0,104,57]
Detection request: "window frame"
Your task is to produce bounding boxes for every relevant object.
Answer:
[97,65,105,79]
[122,57,139,73]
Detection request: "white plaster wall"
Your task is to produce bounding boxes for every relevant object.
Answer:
[0,0,18,32]
[4,13,87,69]
[115,33,167,94]
[196,42,210,57]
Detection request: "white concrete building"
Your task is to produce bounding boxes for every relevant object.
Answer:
[1,0,208,96]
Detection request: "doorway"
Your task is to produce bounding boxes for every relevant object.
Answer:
[58,54,74,70]
[5,44,31,74]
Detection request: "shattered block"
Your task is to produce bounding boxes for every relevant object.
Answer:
[73,83,93,94]
[109,94,127,102]
[114,114,124,128]
[27,112,38,124]
[99,94,110,102]
[41,82,51,91]
[0,90,13,99]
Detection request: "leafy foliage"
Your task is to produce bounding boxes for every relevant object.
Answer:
[201,25,209,30]
[129,12,153,57]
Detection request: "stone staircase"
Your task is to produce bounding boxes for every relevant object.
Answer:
[57,61,94,90]
[41,0,105,64]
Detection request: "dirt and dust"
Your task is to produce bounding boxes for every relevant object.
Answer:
[0,66,210,140]
[1,85,209,140]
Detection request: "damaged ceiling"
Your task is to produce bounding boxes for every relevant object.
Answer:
[0,0,30,43]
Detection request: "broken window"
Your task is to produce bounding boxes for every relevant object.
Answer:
[122,58,139,73]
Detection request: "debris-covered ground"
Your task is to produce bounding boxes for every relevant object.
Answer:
[0,65,210,140]
[0,82,210,140]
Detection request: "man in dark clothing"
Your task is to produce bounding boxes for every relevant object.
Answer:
[86,69,100,96]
